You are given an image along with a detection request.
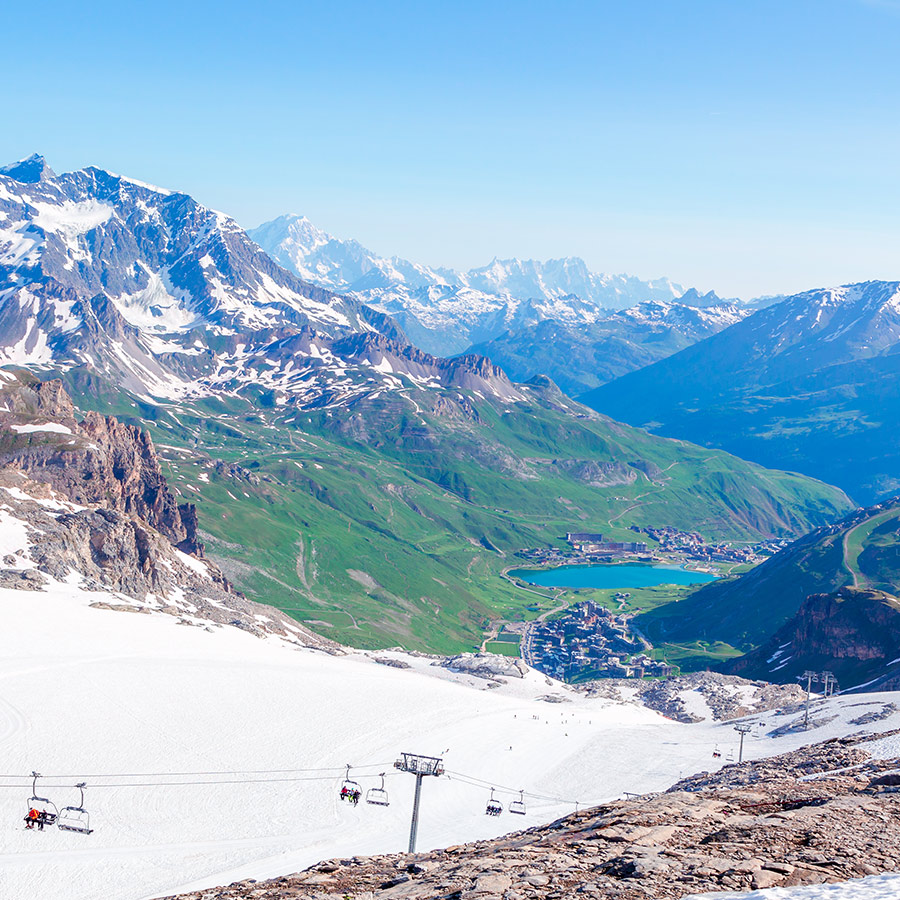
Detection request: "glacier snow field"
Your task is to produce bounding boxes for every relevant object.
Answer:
[2,581,900,900]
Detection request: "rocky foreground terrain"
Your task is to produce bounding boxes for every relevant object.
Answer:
[161,731,900,900]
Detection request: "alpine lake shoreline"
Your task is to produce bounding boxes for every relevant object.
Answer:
[483,558,748,676]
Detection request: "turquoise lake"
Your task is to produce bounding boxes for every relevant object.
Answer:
[509,564,717,590]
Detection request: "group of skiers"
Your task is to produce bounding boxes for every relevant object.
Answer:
[24,807,53,831]
[340,786,361,806]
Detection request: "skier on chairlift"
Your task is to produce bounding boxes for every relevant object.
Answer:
[24,807,40,830]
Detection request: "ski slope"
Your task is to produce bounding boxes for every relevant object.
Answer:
[1,581,900,900]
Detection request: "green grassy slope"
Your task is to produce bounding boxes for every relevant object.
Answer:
[62,371,851,653]
[640,497,900,655]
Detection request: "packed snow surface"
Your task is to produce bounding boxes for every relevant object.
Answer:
[2,575,900,900]
[687,873,900,899]
[10,422,73,435]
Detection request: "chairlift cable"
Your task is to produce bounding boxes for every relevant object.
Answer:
[0,763,395,780]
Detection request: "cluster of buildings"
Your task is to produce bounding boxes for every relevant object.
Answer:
[523,599,674,682]
[565,532,649,555]
[627,526,782,565]
[516,524,786,570]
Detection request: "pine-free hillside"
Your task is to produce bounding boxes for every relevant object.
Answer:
[465,301,747,395]
[0,156,853,652]
[638,497,900,654]
[582,281,900,504]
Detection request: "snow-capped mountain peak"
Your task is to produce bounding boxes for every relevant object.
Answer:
[249,214,722,356]
[0,152,56,184]
[0,159,415,400]
[0,157,539,412]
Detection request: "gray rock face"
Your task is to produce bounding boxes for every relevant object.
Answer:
[157,730,900,900]
[0,153,55,183]
[0,466,336,647]
[581,672,806,723]
[438,652,529,680]
[0,376,201,552]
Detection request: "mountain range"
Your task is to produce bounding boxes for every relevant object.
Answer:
[466,300,747,395]
[248,213,734,359]
[0,154,851,651]
[583,280,900,504]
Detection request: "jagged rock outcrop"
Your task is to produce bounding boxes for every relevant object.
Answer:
[438,652,529,680]
[0,468,339,649]
[724,587,900,692]
[158,731,900,900]
[0,376,201,552]
[582,672,806,723]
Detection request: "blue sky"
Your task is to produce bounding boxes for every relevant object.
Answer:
[3,0,900,297]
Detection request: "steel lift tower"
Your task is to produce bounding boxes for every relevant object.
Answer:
[394,753,444,853]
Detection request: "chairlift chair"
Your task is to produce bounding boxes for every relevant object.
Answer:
[340,765,362,804]
[58,782,93,834]
[25,772,58,829]
[366,773,390,807]
[509,790,526,815]
[725,749,734,763]
[712,746,722,759]
[485,788,503,816]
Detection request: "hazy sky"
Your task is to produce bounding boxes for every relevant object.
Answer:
[3,0,900,298]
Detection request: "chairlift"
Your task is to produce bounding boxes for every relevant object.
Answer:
[366,773,390,807]
[485,788,503,816]
[712,745,722,759]
[509,790,526,815]
[340,765,362,805]
[24,772,58,830]
[58,782,93,835]
[725,749,734,763]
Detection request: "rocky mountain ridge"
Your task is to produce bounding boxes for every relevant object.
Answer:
[0,373,201,551]
[724,587,900,692]
[0,155,418,403]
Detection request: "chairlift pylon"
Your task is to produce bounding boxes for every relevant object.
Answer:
[24,771,58,831]
[340,764,362,805]
[485,788,503,816]
[366,772,390,807]
[58,782,93,835]
[509,789,526,815]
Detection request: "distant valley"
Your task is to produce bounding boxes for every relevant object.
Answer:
[0,155,851,653]
[583,281,900,504]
